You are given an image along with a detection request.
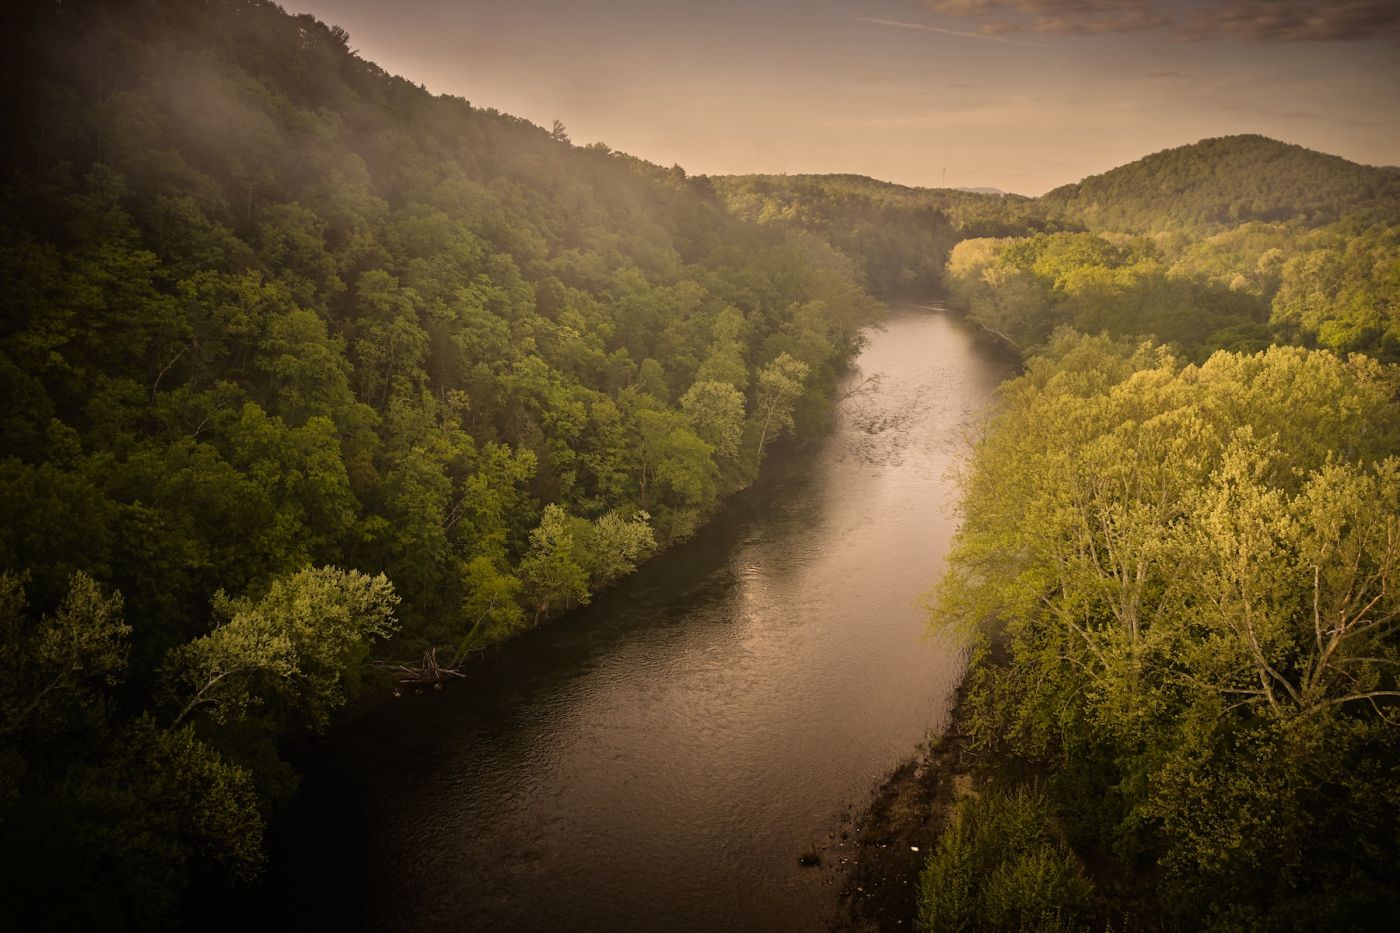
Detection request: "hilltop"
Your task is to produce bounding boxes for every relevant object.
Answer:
[1039,134,1400,232]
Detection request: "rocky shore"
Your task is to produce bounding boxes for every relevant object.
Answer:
[815,686,980,931]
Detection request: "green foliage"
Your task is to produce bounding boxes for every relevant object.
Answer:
[681,380,745,461]
[163,566,399,729]
[0,572,297,931]
[574,510,656,588]
[0,14,882,917]
[751,352,810,478]
[1040,135,1400,234]
[713,174,1057,294]
[945,221,1400,363]
[519,504,592,621]
[935,334,1400,927]
[918,788,1094,933]
[1271,223,1400,359]
[0,0,877,684]
[947,139,1400,364]
[455,555,526,654]
[945,232,1272,359]
[0,571,129,740]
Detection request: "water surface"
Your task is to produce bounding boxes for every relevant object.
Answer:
[262,304,1016,931]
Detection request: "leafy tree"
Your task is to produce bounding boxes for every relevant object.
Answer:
[0,571,128,740]
[681,379,745,461]
[518,504,591,622]
[453,555,525,658]
[574,510,656,588]
[164,567,398,729]
[750,352,809,477]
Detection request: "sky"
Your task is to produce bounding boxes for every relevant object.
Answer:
[287,0,1400,195]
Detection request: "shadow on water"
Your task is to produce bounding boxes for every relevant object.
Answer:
[237,303,1018,932]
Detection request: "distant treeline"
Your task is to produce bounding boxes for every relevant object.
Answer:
[711,173,1061,296]
[1040,134,1400,233]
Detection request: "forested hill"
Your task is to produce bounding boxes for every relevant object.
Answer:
[920,136,1400,931]
[710,174,1059,294]
[0,1,878,925]
[1039,134,1400,233]
[0,0,877,646]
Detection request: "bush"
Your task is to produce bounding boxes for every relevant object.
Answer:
[917,787,1093,932]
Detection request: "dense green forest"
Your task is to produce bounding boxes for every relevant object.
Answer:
[915,137,1400,931]
[925,336,1400,931]
[946,217,1399,362]
[0,0,878,926]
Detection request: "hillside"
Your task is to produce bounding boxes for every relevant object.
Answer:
[0,1,879,925]
[710,173,1057,294]
[1039,134,1400,232]
[924,135,1400,363]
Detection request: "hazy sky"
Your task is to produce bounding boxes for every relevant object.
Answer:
[288,0,1400,195]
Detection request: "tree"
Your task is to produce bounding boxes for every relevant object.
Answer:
[518,504,590,622]
[681,379,745,461]
[575,510,655,588]
[0,571,129,739]
[453,555,525,659]
[164,566,399,729]
[750,352,809,478]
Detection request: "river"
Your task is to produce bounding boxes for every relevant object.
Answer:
[257,302,1017,932]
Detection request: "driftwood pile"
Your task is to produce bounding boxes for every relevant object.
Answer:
[377,646,466,685]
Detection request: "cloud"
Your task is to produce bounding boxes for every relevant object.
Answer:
[854,15,1058,48]
[1179,1,1400,41]
[919,1,1400,42]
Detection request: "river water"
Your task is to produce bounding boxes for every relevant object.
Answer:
[260,303,1016,932]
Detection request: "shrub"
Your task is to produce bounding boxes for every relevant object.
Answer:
[917,787,1093,932]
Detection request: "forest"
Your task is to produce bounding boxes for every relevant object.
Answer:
[0,0,1396,930]
[0,0,890,925]
[917,139,1400,930]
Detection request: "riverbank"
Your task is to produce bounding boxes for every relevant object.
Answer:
[816,667,978,931]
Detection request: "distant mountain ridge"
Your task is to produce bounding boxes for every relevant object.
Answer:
[718,135,1398,239]
[708,173,1057,294]
[1038,134,1400,232]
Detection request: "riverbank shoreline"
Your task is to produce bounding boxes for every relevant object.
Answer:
[817,673,978,931]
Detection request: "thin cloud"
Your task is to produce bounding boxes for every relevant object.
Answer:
[920,1,1400,42]
[854,16,1058,48]
[1181,1,1400,41]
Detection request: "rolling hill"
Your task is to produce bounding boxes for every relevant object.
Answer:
[1038,134,1400,232]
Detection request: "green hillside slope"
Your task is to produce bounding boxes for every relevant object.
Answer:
[1040,134,1400,233]
[0,1,877,924]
